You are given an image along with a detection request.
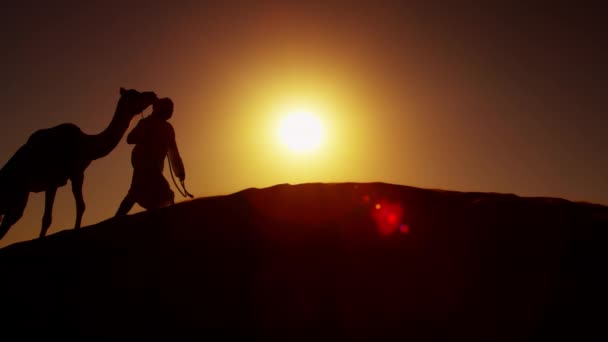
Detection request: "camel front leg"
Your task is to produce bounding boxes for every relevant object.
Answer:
[40,186,57,238]
[1,190,29,240]
[71,173,85,229]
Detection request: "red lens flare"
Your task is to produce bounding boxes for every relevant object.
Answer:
[371,200,404,236]
[387,213,398,225]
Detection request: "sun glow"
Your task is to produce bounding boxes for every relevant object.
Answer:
[278,109,324,153]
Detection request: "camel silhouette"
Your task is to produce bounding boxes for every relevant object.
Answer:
[0,88,158,240]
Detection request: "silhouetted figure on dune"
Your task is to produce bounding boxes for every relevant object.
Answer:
[115,97,185,216]
[0,88,158,240]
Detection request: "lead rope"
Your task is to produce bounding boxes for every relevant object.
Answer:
[168,155,194,198]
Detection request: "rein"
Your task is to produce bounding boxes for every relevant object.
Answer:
[168,157,194,199]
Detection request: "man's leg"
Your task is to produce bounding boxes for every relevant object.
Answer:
[115,196,136,217]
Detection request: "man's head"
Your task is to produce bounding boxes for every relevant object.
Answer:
[151,97,174,120]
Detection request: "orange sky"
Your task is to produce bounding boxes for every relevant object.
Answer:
[1,2,606,247]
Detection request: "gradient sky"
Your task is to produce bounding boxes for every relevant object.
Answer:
[1,1,606,247]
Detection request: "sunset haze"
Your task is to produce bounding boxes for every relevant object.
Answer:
[1,1,605,247]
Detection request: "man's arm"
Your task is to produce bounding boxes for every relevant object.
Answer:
[167,125,185,180]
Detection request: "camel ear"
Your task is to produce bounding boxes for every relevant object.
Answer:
[120,87,127,95]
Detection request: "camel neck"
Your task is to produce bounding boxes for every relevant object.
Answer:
[87,109,133,160]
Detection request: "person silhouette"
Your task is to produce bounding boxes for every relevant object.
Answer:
[115,97,185,216]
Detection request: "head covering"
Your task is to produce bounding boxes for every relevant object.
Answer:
[152,97,174,120]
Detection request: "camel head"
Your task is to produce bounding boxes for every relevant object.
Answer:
[117,88,158,118]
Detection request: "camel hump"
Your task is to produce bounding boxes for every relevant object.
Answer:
[25,123,85,160]
[11,123,84,189]
[28,123,83,144]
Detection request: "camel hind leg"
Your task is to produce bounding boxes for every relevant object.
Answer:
[40,186,57,238]
[71,173,85,229]
[0,190,29,240]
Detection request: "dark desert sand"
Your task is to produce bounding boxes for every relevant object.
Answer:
[1,183,606,339]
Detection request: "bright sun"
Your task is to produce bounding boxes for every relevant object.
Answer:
[278,109,324,153]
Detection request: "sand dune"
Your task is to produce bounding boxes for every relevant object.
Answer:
[0,183,606,339]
